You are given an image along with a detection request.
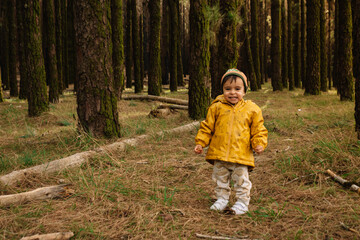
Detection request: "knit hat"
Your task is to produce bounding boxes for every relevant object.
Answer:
[220,69,248,92]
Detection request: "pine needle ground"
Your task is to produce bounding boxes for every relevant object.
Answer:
[0,83,359,239]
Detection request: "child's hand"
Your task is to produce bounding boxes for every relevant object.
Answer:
[194,145,203,154]
[254,145,264,154]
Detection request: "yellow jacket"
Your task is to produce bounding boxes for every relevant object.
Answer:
[195,95,268,168]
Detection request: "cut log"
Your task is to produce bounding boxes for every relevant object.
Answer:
[0,122,200,187]
[0,184,70,206]
[122,94,188,106]
[326,169,360,194]
[195,233,250,240]
[158,104,188,110]
[20,232,74,240]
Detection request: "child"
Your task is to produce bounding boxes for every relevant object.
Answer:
[194,69,268,215]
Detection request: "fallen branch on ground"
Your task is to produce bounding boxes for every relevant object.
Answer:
[158,104,188,110]
[326,169,360,194]
[122,94,188,106]
[0,122,200,187]
[20,232,74,240]
[340,222,360,236]
[0,184,70,206]
[195,233,250,240]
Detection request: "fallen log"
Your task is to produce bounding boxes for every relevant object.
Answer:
[20,232,74,240]
[195,233,250,240]
[122,94,188,106]
[0,122,200,187]
[326,169,360,194]
[0,184,70,206]
[158,104,188,110]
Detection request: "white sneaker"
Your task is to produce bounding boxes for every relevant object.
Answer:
[231,201,248,215]
[210,198,229,211]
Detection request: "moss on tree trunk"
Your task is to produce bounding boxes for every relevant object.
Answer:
[189,0,210,120]
[24,0,49,116]
[148,0,161,96]
[271,0,283,91]
[74,0,120,138]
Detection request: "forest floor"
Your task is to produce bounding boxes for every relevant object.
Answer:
[0,82,359,240]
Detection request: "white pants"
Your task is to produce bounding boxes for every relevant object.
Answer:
[212,160,252,206]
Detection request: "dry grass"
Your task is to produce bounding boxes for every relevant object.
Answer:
[0,83,360,239]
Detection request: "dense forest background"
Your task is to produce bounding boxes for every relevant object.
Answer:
[0,0,359,138]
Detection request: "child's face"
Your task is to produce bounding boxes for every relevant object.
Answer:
[222,77,245,105]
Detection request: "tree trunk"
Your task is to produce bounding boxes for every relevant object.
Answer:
[140,13,145,87]
[301,0,306,89]
[74,0,121,138]
[320,0,327,92]
[23,0,49,116]
[161,0,170,85]
[55,0,64,95]
[125,0,133,89]
[148,0,162,96]
[0,2,10,91]
[43,0,59,103]
[132,0,142,93]
[189,0,210,120]
[67,0,77,91]
[353,0,360,138]
[328,0,332,90]
[287,0,294,90]
[338,0,353,101]
[251,0,261,89]
[169,0,178,92]
[305,0,320,95]
[17,0,28,100]
[217,0,238,94]
[61,0,68,90]
[209,0,220,98]
[8,0,18,97]
[111,0,125,97]
[177,1,184,87]
[242,3,258,91]
[281,0,288,89]
[294,0,301,88]
[271,0,283,91]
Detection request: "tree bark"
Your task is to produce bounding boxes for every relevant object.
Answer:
[54,0,64,95]
[338,0,353,101]
[189,0,211,120]
[281,0,288,89]
[287,0,294,91]
[353,0,360,138]
[8,0,18,97]
[148,0,162,96]
[169,0,178,92]
[67,0,77,91]
[301,0,306,89]
[43,0,59,103]
[161,0,170,85]
[132,0,142,93]
[294,0,301,88]
[251,0,262,89]
[17,0,28,100]
[305,0,320,95]
[122,94,188,105]
[74,0,121,137]
[125,0,133,89]
[111,0,125,97]
[271,0,283,91]
[24,0,49,116]
[320,0,327,92]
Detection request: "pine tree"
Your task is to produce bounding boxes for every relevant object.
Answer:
[8,0,18,97]
[251,0,261,89]
[320,0,327,92]
[74,0,120,137]
[338,0,353,101]
[169,0,178,92]
[0,2,10,91]
[43,0,59,103]
[111,0,125,97]
[189,0,210,120]
[301,0,306,89]
[271,0,283,91]
[294,0,301,88]
[132,0,142,93]
[148,0,162,96]
[67,0,77,91]
[281,0,288,89]
[125,0,133,89]
[161,0,170,85]
[353,0,360,138]
[305,0,320,95]
[288,0,294,90]
[17,0,28,99]
[177,0,184,87]
[55,0,64,95]
[23,0,49,116]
